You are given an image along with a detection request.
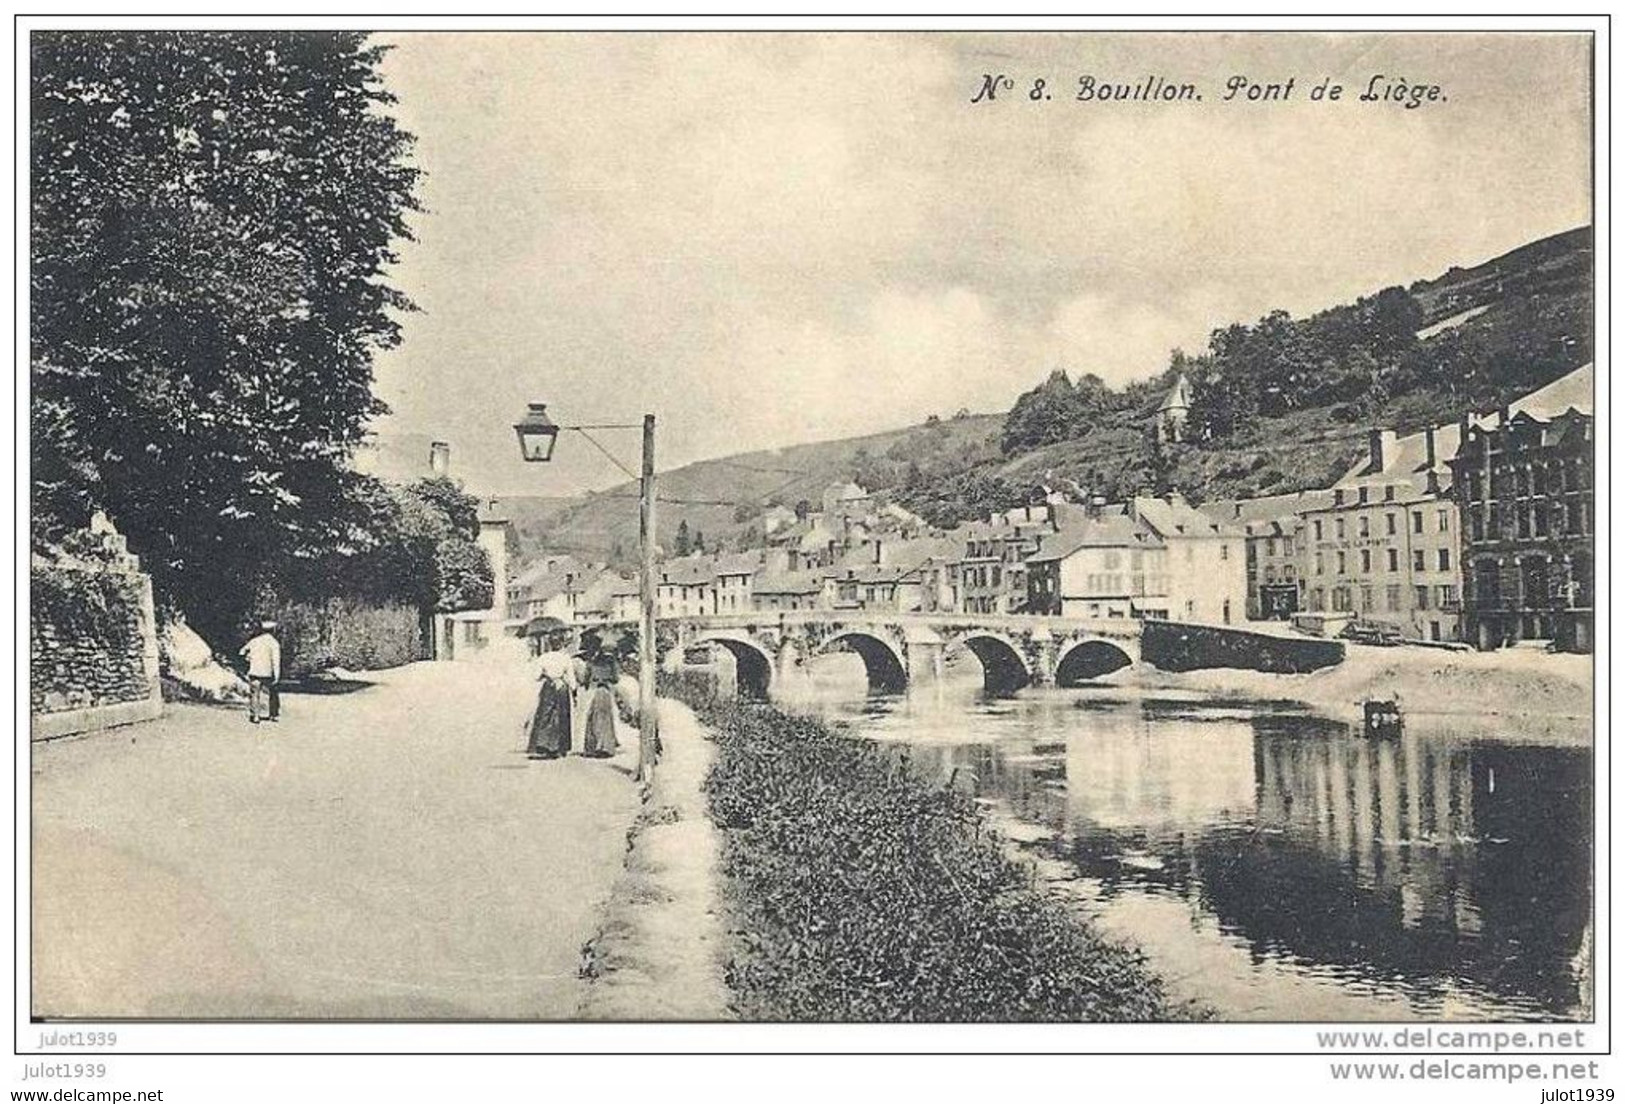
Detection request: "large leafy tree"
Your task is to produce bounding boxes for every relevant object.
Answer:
[999,370,1113,455]
[31,31,420,642]
[269,475,493,619]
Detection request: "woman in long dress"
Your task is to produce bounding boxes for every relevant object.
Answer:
[579,639,620,759]
[526,642,575,759]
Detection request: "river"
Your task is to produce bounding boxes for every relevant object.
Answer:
[777,655,1593,1022]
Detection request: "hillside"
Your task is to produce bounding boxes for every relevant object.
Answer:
[976,225,1592,508]
[512,225,1592,562]
[502,413,1004,564]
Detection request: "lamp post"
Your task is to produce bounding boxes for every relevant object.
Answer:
[514,403,659,782]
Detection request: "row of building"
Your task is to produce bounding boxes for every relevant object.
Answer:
[486,363,1591,654]
[502,483,1249,630]
[1207,364,1593,651]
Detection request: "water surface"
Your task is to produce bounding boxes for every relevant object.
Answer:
[784,658,1592,1021]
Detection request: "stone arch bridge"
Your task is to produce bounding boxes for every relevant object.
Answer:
[674,611,1151,699]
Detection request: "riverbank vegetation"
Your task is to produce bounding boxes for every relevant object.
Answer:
[665,674,1197,1021]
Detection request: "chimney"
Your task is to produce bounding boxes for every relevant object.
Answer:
[1367,429,1385,472]
[429,440,451,476]
[1087,494,1105,520]
[1498,403,1511,430]
[1233,503,1242,519]
[1458,415,1472,462]
[1424,426,1440,496]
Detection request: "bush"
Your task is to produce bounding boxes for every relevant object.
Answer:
[673,686,1197,1022]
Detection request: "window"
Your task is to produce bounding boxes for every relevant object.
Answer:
[1384,485,1396,502]
[1438,548,1451,572]
[1360,549,1371,573]
[1438,510,1450,533]
[1336,551,1346,574]
[1220,543,1230,561]
[1387,548,1399,572]
[1103,550,1121,569]
[1314,519,1324,541]
[1315,552,1324,575]
[1358,486,1369,504]
[1414,585,1430,610]
[1335,518,1346,540]
[1471,511,1484,541]
[1413,549,1426,572]
[1385,512,1396,536]
[1360,585,1373,611]
[1359,516,1370,538]
[1266,538,1277,557]
[1438,584,1457,608]
[1334,489,1345,506]
[1386,584,1403,611]
[1412,510,1424,534]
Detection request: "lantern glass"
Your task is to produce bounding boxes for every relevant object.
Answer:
[514,402,561,463]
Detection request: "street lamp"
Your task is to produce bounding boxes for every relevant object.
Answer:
[516,404,659,782]
[513,403,561,463]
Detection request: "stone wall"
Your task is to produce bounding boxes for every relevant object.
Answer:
[31,561,162,740]
[1143,619,1344,674]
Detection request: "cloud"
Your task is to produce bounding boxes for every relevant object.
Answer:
[370,31,1591,495]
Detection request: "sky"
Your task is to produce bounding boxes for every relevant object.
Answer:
[367,31,1591,497]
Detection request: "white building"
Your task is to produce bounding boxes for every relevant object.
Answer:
[1130,494,1246,625]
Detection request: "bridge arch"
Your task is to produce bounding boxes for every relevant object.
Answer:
[1054,638,1135,686]
[947,631,1032,695]
[694,633,774,700]
[822,631,908,694]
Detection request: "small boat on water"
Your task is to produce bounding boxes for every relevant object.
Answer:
[1363,698,1404,737]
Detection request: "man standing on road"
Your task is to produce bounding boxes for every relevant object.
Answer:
[240,620,283,725]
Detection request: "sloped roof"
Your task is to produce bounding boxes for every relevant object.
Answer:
[658,556,715,587]
[1158,373,1192,412]
[510,554,591,594]
[1200,489,1338,528]
[525,565,610,603]
[752,568,824,595]
[1337,363,1592,486]
[1507,362,1592,422]
[575,571,632,608]
[713,551,762,577]
[1132,495,1241,539]
[1026,513,1163,564]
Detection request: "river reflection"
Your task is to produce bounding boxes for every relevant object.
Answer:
[785,663,1592,1022]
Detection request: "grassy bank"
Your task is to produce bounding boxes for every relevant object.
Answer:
[666,673,1196,1022]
